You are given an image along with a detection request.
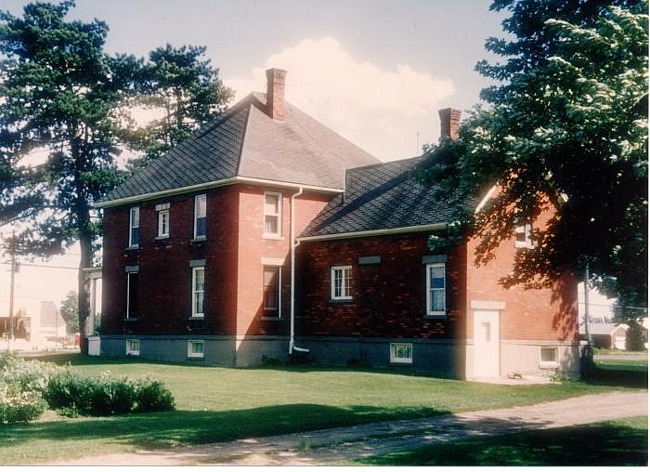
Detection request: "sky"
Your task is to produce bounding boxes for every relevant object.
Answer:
[0,0,615,314]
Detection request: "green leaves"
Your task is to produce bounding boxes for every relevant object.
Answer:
[425,0,648,308]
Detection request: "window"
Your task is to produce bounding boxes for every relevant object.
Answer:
[188,340,204,359]
[515,222,533,248]
[263,266,281,316]
[126,339,140,356]
[129,207,140,247]
[191,266,205,318]
[156,203,170,239]
[194,194,207,239]
[540,347,559,368]
[263,191,282,237]
[126,272,139,319]
[426,263,446,316]
[331,265,353,300]
[390,343,413,364]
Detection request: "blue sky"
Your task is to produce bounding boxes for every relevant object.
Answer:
[1,0,512,308]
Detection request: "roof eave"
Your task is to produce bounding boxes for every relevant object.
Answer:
[93,176,343,209]
[298,223,448,242]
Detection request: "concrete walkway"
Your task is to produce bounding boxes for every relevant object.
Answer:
[50,391,647,466]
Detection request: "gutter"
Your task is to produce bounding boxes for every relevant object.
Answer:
[93,176,342,209]
[297,223,448,242]
[289,186,309,355]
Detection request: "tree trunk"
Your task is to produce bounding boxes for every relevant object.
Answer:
[77,229,92,355]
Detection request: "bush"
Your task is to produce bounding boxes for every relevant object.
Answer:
[0,382,47,423]
[135,379,175,413]
[45,371,175,416]
[0,356,57,394]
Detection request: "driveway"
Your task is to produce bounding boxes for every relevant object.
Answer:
[49,391,647,466]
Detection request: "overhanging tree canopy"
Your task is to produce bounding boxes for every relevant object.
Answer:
[423,0,648,318]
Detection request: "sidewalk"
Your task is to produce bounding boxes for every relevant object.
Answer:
[50,390,648,466]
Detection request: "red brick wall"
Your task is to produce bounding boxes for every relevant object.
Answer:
[297,234,467,339]
[465,210,578,342]
[235,186,330,337]
[101,184,330,339]
[101,186,240,336]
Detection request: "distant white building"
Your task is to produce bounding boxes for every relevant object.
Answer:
[0,297,67,350]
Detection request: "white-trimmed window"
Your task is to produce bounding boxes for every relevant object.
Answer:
[188,340,204,359]
[126,339,140,356]
[156,203,170,239]
[331,265,353,300]
[126,271,139,319]
[263,266,281,317]
[540,347,559,368]
[191,266,205,318]
[515,222,533,248]
[129,207,140,248]
[426,263,446,316]
[263,191,282,237]
[194,194,207,239]
[390,343,413,364]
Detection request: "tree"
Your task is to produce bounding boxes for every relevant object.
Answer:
[123,44,233,166]
[60,290,79,334]
[423,1,648,323]
[0,1,232,351]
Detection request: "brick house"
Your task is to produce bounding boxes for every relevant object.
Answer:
[96,68,579,379]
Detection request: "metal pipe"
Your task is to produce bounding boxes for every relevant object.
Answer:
[289,186,309,354]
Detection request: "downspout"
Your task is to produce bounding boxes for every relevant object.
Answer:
[290,186,309,354]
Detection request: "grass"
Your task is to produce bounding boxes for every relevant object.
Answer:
[0,354,643,464]
[356,416,648,466]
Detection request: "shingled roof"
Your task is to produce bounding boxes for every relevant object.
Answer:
[99,91,378,206]
[300,155,467,239]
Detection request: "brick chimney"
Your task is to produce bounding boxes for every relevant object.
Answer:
[438,108,462,140]
[266,68,287,121]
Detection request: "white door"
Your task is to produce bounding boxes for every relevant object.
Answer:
[473,310,500,378]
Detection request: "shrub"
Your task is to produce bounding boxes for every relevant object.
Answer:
[134,379,175,413]
[45,371,175,416]
[0,382,47,423]
[0,356,57,394]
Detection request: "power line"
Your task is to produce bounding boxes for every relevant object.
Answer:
[0,262,78,271]
[578,301,648,311]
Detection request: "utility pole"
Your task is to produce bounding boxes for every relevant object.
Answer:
[584,262,590,343]
[7,230,16,352]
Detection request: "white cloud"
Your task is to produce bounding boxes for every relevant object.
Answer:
[225,38,455,160]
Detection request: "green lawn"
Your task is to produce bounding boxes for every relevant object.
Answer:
[0,354,642,464]
[356,416,648,466]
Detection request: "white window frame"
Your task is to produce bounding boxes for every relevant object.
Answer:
[194,194,207,240]
[263,191,282,238]
[390,343,413,364]
[156,203,170,239]
[188,340,205,359]
[129,207,140,248]
[539,347,559,369]
[126,339,140,356]
[263,265,282,317]
[331,265,353,301]
[191,266,205,319]
[126,271,139,319]
[515,222,533,248]
[426,262,446,317]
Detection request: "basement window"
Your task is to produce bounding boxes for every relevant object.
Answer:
[126,339,140,356]
[390,343,413,364]
[540,347,559,369]
[188,340,205,359]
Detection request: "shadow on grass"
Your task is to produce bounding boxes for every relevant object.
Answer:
[585,365,648,389]
[358,418,648,466]
[0,403,448,454]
